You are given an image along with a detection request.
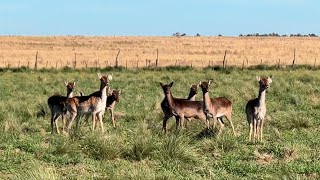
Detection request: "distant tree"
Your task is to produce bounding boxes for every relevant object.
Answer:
[239,34,243,37]
[181,33,186,36]
[218,34,223,37]
[172,32,181,37]
[195,33,201,37]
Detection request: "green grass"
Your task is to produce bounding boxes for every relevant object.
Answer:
[0,68,319,179]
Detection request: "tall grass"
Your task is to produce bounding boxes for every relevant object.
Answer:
[0,68,319,179]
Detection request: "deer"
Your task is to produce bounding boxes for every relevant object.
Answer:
[64,74,112,133]
[47,81,75,134]
[160,82,207,132]
[78,89,121,127]
[246,76,272,142]
[161,84,199,132]
[199,80,236,138]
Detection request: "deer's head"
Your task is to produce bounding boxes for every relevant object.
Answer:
[65,81,76,91]
[112,90,122,102]
[190,84,199,94]
[256,76,272,91]
[160,82,173,95]
[98,74,112,86]
[199,79,213,93]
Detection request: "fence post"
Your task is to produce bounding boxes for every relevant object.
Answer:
[292,49,296,66]
[222,50,227,68]
[156,49,159,67]
[314,58,317,68]
[115,50,120,68]
[34,51,38,69]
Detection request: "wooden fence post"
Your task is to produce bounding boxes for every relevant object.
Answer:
[292,49,296,66]
[222,50,227,68]
[156,49,159,67]
[115,50,120,68]
[34,51,38,69]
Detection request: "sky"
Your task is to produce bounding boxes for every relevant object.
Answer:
[0,0,319,36]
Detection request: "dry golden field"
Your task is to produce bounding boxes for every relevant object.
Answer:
[0,36,320,68]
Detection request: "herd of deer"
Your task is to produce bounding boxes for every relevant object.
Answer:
[47,73,272,142]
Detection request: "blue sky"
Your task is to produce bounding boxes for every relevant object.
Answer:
[0,0,319,36]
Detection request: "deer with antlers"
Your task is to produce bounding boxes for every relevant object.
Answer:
[199,80,236,138]
[160,82,207,132]
[64,74,112,133]
[47,81,75,134]
[161,84,199,132]
[246,76,272,142]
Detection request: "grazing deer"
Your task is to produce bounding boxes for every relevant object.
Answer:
[160,82,207,131]
[161,84,199,132]
[64,74,112,133]
[47,81,75,134]
[199,80,236,138]
[246,76,272,142]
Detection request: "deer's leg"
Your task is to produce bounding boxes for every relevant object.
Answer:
[249,122,253,141]
[162,116,170,133]
[216,117,225,138]
[55,115,61,134]
[213,117,217,129]
[180,115,185,129]
[175,116,180,129]
[260,119,264,141]
[50,113,56,134]
[256,120,261,141]
[225,112,236,137]
[92,113,97,131]
[67,112,77,133]
[253,119,258,142]
[98,112,104,132]
[110,108,115,128]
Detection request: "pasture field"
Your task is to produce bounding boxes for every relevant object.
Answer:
[0,67,320,179]
[1,36,320,68]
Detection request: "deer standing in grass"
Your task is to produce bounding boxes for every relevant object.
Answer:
[161,84,199,132]
[246,76,272,142]
[106,89,121,127]
[47,81,75,134]
[199,80,236,138]
[64,74,112,133]
[79,89,121,127]
[160,82,207,131]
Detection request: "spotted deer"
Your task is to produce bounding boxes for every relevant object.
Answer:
[47,81,75,134]
[160,82,207,131]
[79,89,121,127]
[161,84,199,132]
[64,74,112,133]
[199,80,236,138]
[246,76,272,142]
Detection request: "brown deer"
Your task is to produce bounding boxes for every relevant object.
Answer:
[246,76,272,142]
[161,84,199,132]
[106,89,121,127]
[64,74,112,133]
[199,80,236,138]
[47,81,75,134]
[160,82,207,131]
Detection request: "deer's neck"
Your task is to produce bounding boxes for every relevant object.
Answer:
[100,84,108,103]
[66,90,73,98]
[258,88,266,106]
[165,92,175,109]
[187,91,196,101]
[202,91,211,110]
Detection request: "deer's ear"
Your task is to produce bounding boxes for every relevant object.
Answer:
[208,79,213,86]
[268,76,273,83]
[64,81,68,86]
[159,82,164,87]
[97,73,102,79]
[72,82,76,86]
[169,82,174,87]
[107,75,112,81]
[256,76,261,81]
[198,81,202,86]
